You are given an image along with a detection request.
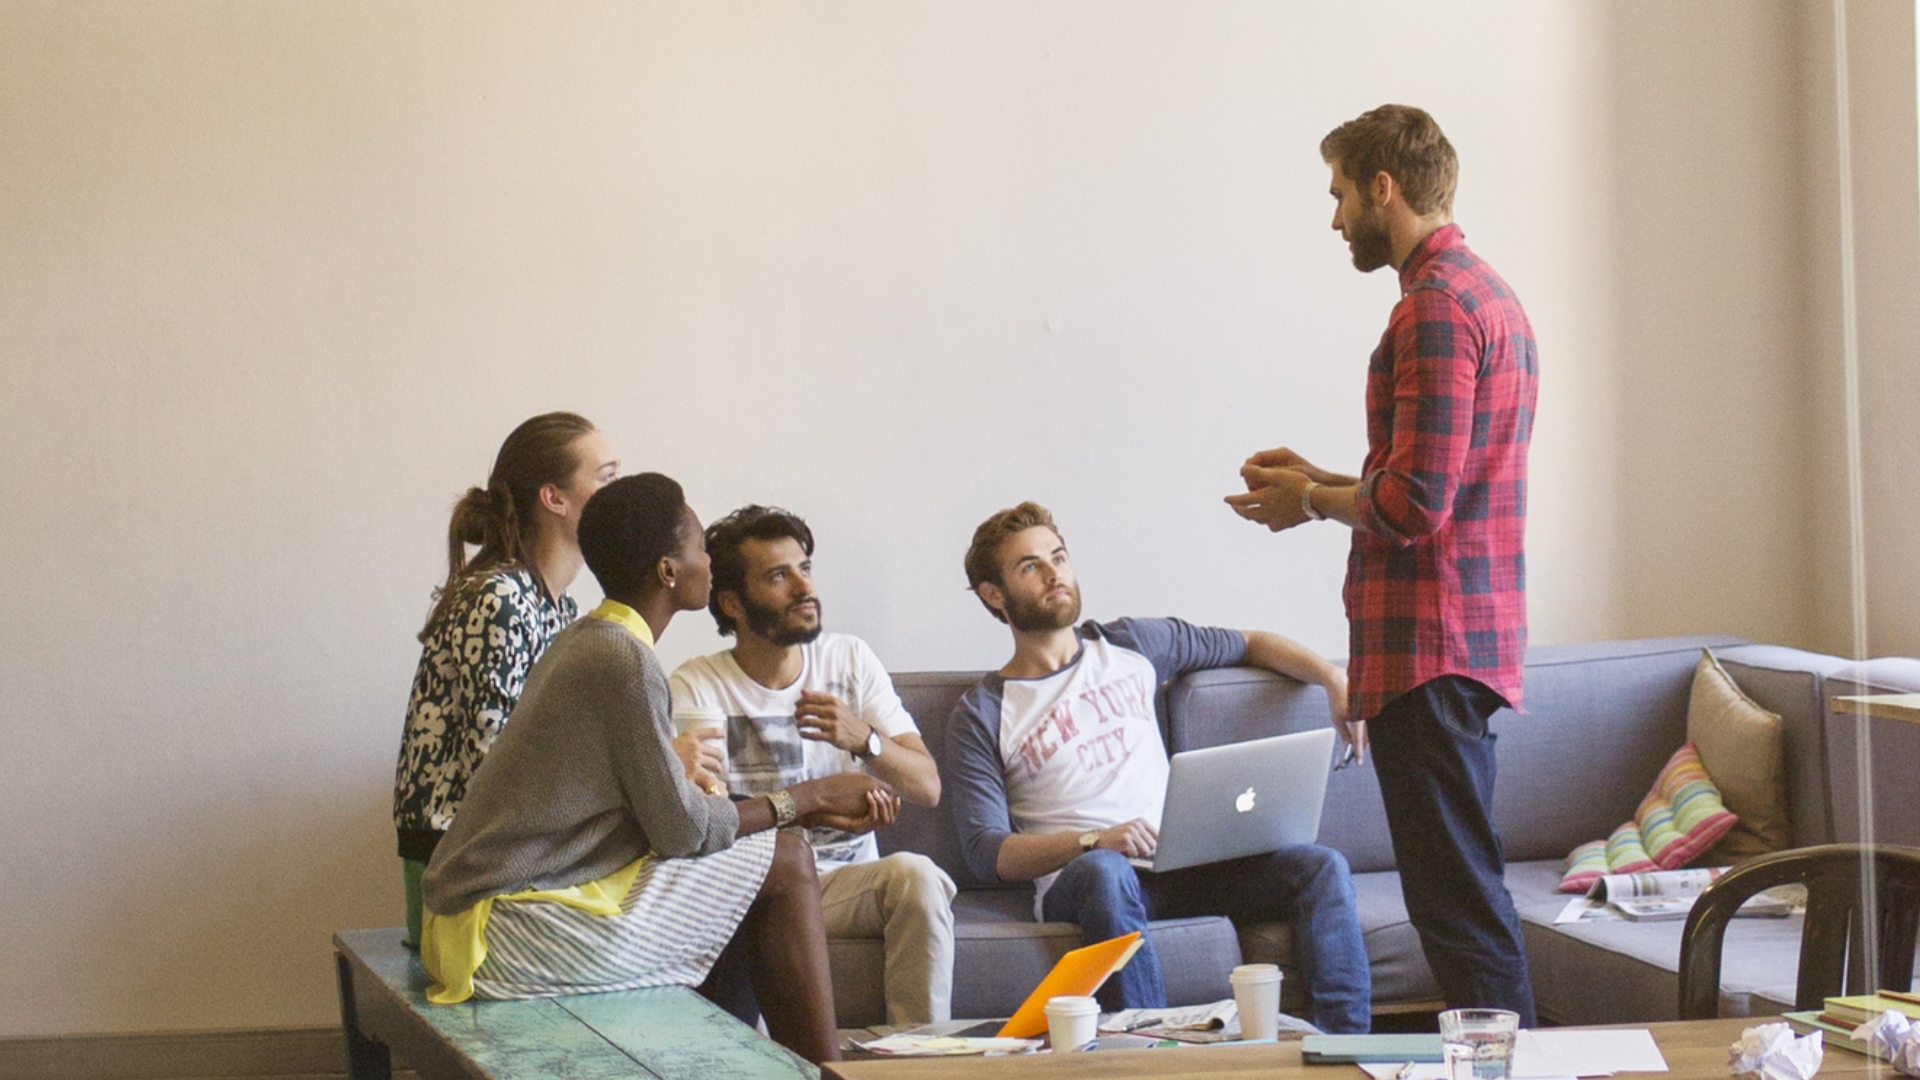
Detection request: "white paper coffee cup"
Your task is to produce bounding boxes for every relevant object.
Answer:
[1044,995,1099,1051]
[1230,963,1282,1041]
[672,705,728,792]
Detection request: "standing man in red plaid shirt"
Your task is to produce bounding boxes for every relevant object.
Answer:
[1226,104,1538,1023]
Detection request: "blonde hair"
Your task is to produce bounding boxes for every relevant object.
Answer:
[420,412,596,640]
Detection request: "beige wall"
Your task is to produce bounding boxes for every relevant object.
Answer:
[1805,0,1920,660]
[0,0,1910,1037]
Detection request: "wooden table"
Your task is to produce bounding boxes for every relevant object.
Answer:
[825,1017,1878,1080]
[1834,694,1920,725]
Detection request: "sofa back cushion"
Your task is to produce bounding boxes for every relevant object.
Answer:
[873,636,1840,884]
[879,671,1007,889]
[1824,658,1920,848]
[1714,644,1853,849]
[1166,666,1398,871]
[1168,636,1748,872]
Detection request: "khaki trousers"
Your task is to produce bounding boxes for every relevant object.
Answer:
[819,852,956,1025]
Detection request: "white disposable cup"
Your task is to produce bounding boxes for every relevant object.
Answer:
[672,705,728,792]
[1439,1008,1520,1080]
[1230,963,1282,1041]
[1044,995,1100,1051]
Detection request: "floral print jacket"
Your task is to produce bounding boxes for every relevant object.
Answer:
[392,569,575,859]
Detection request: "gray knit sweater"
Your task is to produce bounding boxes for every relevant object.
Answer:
[422,617,741,915]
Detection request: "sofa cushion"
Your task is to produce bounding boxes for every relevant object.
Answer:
[1557,840,1611,894]
[1689,651,1790,862]
[1636,742,1739,869]
[1714,645,1853,849]
[1507,859,1804,1024]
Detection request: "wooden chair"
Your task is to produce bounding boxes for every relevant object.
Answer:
[1678,843,1920,1019]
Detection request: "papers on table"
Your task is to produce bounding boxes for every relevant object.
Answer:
[1523,1029,1670,1074]
[850,1033,1041,1056]
[1356,1028,1669,1080]
[1102,999,1237,1034]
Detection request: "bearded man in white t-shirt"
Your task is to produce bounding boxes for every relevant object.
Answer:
[946,501,1372,1033]
[670,505,955,1026]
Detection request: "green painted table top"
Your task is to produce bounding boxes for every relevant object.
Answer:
[336,928,817,1080]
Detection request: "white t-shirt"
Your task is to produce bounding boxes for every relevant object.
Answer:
[669,633,918,873]
[997,633,1170,840]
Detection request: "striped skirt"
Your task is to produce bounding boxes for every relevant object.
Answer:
[469,831,777,1000]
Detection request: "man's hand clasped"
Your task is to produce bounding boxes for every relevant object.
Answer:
[1225,446,1327,533]
[792,772,899,834]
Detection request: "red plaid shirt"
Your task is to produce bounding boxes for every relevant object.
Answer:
[1345,224,1537,722]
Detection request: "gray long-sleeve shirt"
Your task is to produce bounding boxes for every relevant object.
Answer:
[423,616,740,915]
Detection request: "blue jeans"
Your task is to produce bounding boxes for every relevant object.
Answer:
[1040,844,1372,1033]
[1370,675,1536,1025]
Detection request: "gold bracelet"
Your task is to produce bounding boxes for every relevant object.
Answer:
[768,788,798,828]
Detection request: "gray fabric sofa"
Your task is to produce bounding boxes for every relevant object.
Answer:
[825,636,1920,1027]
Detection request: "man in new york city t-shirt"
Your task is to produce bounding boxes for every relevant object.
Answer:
[945,501,1371,1034]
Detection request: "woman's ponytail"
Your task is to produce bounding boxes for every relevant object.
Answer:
[419,413,598,640]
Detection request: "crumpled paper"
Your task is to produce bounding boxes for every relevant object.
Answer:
[1728,1022,1823,1080]
[1851,1010,1920,1076]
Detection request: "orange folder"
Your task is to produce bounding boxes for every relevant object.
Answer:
[996,931,1145,1038]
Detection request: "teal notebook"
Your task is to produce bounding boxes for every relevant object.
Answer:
[1300,1034,1446,1063]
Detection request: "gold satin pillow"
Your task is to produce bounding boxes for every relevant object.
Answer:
[1688,650,1790,863]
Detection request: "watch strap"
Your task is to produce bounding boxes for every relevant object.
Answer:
[1300,479,1324,521]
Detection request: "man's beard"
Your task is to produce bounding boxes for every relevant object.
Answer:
[1004,583,1082,633]
[1346,205,1393,272]
[742,594,823,646]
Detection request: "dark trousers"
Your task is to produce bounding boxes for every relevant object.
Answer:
[1041,845,1373,1033]
[1370,675,1536,1025]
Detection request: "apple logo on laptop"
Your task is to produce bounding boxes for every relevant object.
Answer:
[1235,787,1257,813]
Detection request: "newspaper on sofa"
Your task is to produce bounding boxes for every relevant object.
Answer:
[1554,868,1799,924]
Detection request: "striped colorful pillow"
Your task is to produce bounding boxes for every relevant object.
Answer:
[1637,741,1739,869]
[1557,741,1739,893]
[1558,840,1609,894]
[1605,820,1659,874]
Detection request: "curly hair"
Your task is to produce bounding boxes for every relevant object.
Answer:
[578,473,689,600]
[703,505,815,636]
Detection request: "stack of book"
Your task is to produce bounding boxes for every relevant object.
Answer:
[1784,990,1920,1056]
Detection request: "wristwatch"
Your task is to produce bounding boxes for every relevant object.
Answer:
[854,727,884,761]
[1078,830,1101,853]
[1300,479,1324,521]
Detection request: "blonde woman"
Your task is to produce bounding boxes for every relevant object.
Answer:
[392,413,617,945]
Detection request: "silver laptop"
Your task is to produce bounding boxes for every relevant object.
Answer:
[1132,727,1339,874]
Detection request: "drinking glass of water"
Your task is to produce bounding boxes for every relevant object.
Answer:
[1438,1008,1520,1080]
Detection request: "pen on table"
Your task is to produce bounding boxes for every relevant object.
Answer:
[1392,1062,1417,1079]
